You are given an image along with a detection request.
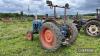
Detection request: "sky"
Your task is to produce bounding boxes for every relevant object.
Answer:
[0,0,100,15]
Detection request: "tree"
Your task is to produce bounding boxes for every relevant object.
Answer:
[20,11,23,16]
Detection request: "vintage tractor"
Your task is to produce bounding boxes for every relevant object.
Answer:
[26,0,78,51]
[84,9,100,36]
[73,9,100,37]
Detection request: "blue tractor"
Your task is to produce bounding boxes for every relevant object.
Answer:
[26,0,78,51]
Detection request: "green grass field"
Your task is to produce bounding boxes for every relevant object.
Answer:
[0,21,100,56]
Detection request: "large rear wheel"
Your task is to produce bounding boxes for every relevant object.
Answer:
[84,20,100,36]
[39,22,63,51]
[62,23,78,45]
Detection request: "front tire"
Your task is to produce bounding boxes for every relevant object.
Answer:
[26,31,33,41]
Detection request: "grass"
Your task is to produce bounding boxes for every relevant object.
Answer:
[0,20,100,56]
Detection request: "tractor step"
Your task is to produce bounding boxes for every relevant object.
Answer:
[62,40,69,45]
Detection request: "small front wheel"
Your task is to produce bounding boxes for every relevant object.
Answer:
[26,31,33,41]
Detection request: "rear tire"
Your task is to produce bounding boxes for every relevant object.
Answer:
[63,23,78,45]
[84,20,100,37]
[39,22,63,51]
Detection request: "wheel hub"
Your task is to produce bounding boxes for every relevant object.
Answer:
[44,30,53,43]
[41,28,54,48]
[88,25,99,34]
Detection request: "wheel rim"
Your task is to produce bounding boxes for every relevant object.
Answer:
[87,25,99,36]
[41,28,54,48]
[27,32,32,40]
[44,30,53,43]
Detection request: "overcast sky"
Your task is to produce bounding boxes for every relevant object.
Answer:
[0,0,100,15]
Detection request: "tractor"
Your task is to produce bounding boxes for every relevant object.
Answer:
[73,12,86,32]
[73,9,100,37]
[84,9,100,36]
[26,0,78,51]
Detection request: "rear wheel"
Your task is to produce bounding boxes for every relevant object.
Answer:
[84,20,100,36]
[39,22,63,51]
[62,23,78,45]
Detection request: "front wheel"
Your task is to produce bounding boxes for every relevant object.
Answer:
[26,31,33,40]
[84,20,100,37]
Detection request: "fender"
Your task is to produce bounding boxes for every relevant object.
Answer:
[86,18,100,22]
[43,19,58,25]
